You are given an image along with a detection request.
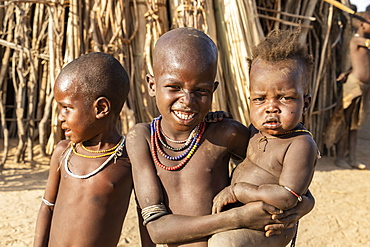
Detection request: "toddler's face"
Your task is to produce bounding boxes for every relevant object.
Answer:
[249,58,311,136]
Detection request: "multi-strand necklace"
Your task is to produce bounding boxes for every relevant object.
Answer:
[150,115,206,171]
[257,129,313,151]
[65,137,125,179]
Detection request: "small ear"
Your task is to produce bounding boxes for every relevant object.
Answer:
[213,81,219,92]
[95,97,110,119]
[147,74,156,97]
[303,94,312,115]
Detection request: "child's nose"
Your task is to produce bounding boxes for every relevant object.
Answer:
[57,111,65,122]
[265,102,280,114]
[180,90,195,107]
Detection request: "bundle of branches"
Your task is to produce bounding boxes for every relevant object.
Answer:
[0,0,353,168]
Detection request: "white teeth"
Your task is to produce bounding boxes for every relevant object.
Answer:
[173,111,195,120]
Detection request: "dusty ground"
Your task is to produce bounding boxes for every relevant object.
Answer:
[1,119,370,246]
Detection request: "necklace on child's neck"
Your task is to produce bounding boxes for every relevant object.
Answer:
[158,121,200,151]
[150,115,206,171]
[257,129,313,152]
[80,136,124,153]
[354,33,360,37]
[65,137,125,179]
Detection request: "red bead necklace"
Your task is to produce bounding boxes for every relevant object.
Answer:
[150,116,206,171]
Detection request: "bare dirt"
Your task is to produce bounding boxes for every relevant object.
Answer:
[1,118,370,246]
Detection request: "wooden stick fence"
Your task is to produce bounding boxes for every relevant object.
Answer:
[0,0,354,168]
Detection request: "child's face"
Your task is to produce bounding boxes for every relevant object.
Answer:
[54,76,98,143]
[362,17,370,35]
[148,52,218,131]
[249,58,311,136]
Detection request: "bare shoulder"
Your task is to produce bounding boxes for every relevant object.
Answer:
[207,118,249,137]
[207,118,250,159]
[49,139,71,166]
[290,133,317,151]
[53,139,71,154]
[127,123,150,139]
[126,122,150,145]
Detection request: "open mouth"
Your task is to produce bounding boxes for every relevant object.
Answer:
[173,110,196,121]
[63,128,71,136]
[263,120,281,129]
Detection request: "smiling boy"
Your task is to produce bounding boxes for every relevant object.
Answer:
[127,27,314,247]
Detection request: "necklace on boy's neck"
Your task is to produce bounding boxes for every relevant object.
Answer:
[257,129,313,152]
[150,115,206,171]
[65,137,125,179]
[157,120,200,151]
[80,136,124,153]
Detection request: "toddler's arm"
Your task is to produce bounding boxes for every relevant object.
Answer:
[214,135,317,212]
[265,190,315,236]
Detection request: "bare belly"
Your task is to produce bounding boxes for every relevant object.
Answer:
[231,160,279,186]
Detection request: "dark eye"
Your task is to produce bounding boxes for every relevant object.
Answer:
[281,96,294,101]
[252,97,265,103]
[197,88,211,95]
[166,85,181,91]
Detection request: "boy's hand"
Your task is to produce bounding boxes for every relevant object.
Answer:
[204,111,233,123]
[236,202,285,232]
[212,185,237,214]
[264,191,315,237]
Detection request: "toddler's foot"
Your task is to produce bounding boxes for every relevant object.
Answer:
[334,159,352,169]
[350,160,366,170]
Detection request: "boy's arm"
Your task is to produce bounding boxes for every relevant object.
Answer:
[127,123,284,244]
[33,141,66,247]
[231,136,317,210]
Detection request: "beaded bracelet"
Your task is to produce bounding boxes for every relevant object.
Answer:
[283,186,302,202]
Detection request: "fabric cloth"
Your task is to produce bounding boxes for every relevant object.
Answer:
[342,73,370,130]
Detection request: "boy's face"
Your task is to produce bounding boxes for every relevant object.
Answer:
[249,58,311,136]
[148,51,218,132]
[362,17,370,35]
[54,76,98,143]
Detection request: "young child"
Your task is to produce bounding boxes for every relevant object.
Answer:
[33,52,133,247]
[126,27,315,247]
[209,29,319,247]
[334,12,370,170]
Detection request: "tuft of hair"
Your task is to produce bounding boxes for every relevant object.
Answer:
[352,12,370,30]
[59,52,130,116]
[251,28,314,92]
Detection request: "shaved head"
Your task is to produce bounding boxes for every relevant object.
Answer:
[56,52,130,116]
[153,27,218,79]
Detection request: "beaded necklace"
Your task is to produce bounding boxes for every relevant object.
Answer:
[257,129,313,151]
[65,137,125,179]
[150,116,206,171]
[156,118,200,151]
[81,136,124,153]
[72,144,115,158]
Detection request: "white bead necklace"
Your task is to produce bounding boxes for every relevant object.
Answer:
[64,137,125,179]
